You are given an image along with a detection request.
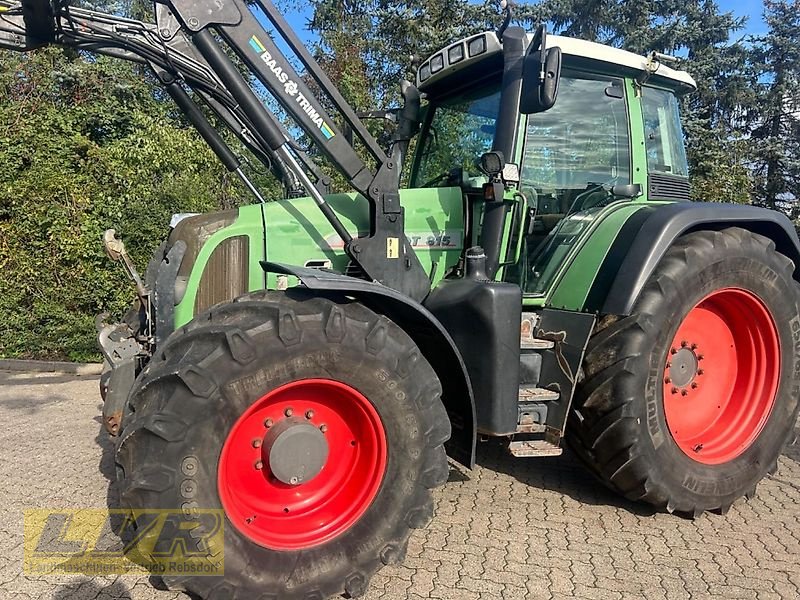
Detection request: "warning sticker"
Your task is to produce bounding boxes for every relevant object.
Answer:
[387,237,400,259]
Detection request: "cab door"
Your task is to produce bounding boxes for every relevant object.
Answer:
[504,68,633,297]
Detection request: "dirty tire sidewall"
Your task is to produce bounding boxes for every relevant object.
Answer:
[570,228,800,513]
[116,291,450,599]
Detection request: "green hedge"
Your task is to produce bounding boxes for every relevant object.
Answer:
[0,49,247,361]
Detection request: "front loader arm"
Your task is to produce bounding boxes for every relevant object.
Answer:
[0,0,215,92]
[0,0,320,199]
[0,0,432,300]
[166,0,430,299]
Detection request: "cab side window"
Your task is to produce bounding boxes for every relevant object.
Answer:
[641,87,689,177]
[521,71,630,225]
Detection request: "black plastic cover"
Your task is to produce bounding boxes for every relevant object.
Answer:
[153,241,186,347]
[424,278,522,435]
[603,202,800,315]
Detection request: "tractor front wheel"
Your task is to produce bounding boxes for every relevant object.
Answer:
[115,290,450,599]
[570,227,800,515]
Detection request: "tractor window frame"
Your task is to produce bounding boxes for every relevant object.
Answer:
[641,86,690,178]
[509,68,633,297]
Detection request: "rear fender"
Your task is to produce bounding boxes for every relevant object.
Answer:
[262,262,477,468]
[602,203,800,316]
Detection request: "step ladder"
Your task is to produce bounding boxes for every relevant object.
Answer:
[510,385,563,457]
[508,439,563,457]
[508,310,596,458]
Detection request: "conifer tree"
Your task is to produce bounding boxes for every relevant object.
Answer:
[750,0,800,213]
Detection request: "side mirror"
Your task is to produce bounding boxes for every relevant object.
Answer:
[520,25,562,114]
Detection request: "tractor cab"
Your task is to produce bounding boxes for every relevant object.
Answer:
[412,31,697,300]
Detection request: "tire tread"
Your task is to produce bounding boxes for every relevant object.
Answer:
[568,227,800,515]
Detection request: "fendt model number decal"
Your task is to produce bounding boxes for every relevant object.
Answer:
[249,35,336,140]
[323,231,463,250]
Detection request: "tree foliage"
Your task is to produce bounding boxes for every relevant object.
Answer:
[2,0,799,360]
[750,0,800,213]
[0,47,245,360]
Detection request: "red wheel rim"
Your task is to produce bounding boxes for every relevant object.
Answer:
[662,288,780,465]
[218,379,387,550]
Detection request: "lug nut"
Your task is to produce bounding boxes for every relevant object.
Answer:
[681,389,688,396]
[254,460,264,470]
[681,340,688,348]
[664,377,671,384]
[305,410,314,419]
[698,355,704,361]
[320,424,328,433]
[252,439,262,448]
[671,348,678,355]
[264,418,273,428]
[698,369,705,376]
[691,343,698,350]
[284,407,293,417]
[691,382,698,389]
[671,387,679,395]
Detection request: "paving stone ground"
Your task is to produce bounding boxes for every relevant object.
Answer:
[1,370,800,600]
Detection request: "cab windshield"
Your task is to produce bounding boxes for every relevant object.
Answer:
[412,81,501,188]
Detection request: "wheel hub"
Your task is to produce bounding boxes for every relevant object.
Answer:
[668,347,699,388]
[263,418,328,485]
[661,288,780,465]
[218,379,387,550]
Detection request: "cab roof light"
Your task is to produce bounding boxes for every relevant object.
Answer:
[419,62,431,82]
[468,35,487,57]
[448,43,465,64]
[430,53,444,74]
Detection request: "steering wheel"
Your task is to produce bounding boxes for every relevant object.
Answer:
[420,171,452,188]
[567,178,618,215]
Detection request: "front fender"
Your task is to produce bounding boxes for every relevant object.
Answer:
[262,261,477,468]
[602,202,800,315]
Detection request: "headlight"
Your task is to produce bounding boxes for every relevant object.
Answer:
[468,35,487,57]
[448,44,465,64]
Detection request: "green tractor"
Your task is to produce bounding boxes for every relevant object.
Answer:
[4,0,800,598]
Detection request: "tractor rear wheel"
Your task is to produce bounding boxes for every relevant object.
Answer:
[569,227,800,515]
[115,290,450,599]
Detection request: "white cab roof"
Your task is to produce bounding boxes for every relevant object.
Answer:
[546,35,697,89]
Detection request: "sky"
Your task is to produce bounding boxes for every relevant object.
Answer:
[281,0,770,44]
[719,0,767,37]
